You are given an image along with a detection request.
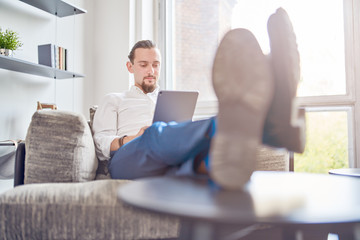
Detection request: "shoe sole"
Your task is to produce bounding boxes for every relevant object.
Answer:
[210,29,274,190]
[263,8,306,153]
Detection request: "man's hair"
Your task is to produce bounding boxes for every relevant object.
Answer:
[128,40,157,64]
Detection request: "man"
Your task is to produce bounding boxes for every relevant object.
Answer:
[93,8,305,190]
[93,40,216,179]
[93,40,161,160]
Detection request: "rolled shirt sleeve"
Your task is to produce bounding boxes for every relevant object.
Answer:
[93,94,120,160]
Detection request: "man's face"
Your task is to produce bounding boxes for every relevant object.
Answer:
[127,47,161,94]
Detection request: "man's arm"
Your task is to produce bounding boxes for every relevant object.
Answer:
[109,126,149,151]
[93,94,122,160]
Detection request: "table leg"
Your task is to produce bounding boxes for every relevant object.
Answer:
[179,220,283,240]
[282,228,329,240]
[179,219,218,240]
[179,220,356,240]
[302,231,330,240]
[336,222,360,240]
[337,233,354,240]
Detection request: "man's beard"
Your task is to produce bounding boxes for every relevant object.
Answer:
[141,80,156,93]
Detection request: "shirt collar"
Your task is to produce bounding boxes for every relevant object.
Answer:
[131,85,160,97]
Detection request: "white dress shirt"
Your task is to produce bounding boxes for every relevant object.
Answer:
[93,85,159,161]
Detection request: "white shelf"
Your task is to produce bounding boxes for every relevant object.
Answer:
[0,1,87,79]
[19,0,86,17]
[0,55,84,79]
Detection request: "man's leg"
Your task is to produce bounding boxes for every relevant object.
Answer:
[108,117,215,179]
[262,8,306,153]
[210,28,274,190]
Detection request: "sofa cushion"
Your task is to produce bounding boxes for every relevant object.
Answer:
[88,105,112,180]
[89,105,98,134]
[256,145,289,171]
[0,179,179,240]
[24,110,98,184]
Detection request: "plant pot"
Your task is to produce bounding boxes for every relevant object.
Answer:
[0,49,13,57]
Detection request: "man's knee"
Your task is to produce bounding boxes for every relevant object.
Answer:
[146,121,167,136]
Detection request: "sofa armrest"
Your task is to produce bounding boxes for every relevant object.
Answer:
[14,142,25,187]
[24,110,98,184]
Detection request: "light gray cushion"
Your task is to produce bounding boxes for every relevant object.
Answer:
[88,105,112,180]
[95,160,111,180]
[24,110,98,184]
[0,179,179,240]
[256,145,289,171]
[89,105,98,134]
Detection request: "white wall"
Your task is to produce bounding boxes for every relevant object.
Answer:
[0,0,133,141]
[0,0,85,140]
[90,0,132,104]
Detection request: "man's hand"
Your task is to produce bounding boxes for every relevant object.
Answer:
[110,126,149,151]
[124,126,149,145]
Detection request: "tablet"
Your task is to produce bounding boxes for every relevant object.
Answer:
[152,90,199,123]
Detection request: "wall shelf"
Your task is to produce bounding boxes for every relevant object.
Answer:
[19,0,86,17]
[0,1,87,79]
[0,55,84,79]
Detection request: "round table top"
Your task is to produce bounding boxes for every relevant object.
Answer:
[329,168,360,177]
[118,171,360,225]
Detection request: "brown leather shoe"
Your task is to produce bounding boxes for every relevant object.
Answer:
[210,29,274,190]
[263,8,306,153]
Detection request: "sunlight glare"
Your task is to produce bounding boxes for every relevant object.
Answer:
[231,0,346,97]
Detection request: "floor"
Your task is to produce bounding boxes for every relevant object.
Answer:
[328,234,340,240]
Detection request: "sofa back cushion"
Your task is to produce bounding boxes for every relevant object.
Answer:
[256,145,289,171]
[88,106,112,180]
[24,110,98,184]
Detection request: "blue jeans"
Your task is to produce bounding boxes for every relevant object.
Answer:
[108,117,216,179]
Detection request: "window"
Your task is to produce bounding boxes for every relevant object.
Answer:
[157,0,237,103]
[157,0,360,170]
[232,0,346,97]
[295,108,350,173]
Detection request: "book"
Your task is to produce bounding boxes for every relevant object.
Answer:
[55,45,59,69]
[62,47,65,70]
[38,44,55,67]
[38,44,68,70]
[65,48,67,70]
[59,47,62,70]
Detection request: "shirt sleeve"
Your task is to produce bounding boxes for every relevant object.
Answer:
[92,94,120,161]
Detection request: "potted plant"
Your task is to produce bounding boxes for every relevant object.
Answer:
[0,28,23,57]
[0,29,4,54]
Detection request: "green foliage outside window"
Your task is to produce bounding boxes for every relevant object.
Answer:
[295,111,349,174]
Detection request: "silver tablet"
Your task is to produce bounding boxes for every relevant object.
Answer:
[152,90,199,123]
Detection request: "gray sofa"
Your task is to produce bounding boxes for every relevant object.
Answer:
[0,110,289,240]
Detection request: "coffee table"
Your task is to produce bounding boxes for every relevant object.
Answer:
[118,171,360,240]
[329,168,360,178]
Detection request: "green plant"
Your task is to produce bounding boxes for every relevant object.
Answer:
[0,28,23,50]
[0,28,4,49]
